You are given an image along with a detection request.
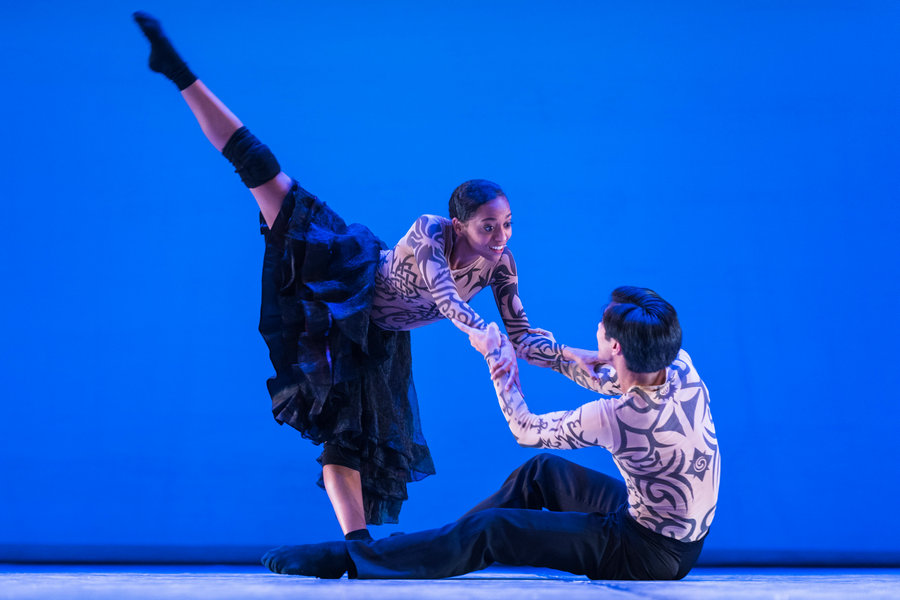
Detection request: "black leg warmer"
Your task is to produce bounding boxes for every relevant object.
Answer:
[221,126,282,188]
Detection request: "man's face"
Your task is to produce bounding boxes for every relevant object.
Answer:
[596,320,615,363]
[596,302,617,362]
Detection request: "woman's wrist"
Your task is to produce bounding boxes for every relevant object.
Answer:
[487,334,508,358]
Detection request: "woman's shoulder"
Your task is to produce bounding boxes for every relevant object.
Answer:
[415,214,451,228]
[405,214,452,239]
[394,215,452,250]
[488,247,518,283]
[497,246,517,269]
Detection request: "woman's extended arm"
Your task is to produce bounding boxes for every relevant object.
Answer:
[514,322,621,396]
[490,251,604,379]
[546,355,622,396]
[489,250,561,355]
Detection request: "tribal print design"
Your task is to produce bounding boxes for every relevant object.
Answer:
[369,215,558,357]
[491,348,718,542]
[371,215,490,330]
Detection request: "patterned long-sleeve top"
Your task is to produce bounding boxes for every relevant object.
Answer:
[369,214,555,355]
[492,348,719,543]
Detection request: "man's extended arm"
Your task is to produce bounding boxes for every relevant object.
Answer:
[486,339,615,450]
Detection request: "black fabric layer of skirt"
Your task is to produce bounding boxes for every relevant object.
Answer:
[258,181,435,525]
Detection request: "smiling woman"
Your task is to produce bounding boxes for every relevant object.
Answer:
[132,11,598,544]
[451,183,513,259]
[370,187,514,332]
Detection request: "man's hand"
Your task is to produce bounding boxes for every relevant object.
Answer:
[488,335,520,393]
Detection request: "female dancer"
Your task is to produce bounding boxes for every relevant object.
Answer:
[133,12,600,542]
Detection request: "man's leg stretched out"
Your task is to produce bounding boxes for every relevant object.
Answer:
[264,505,630,580]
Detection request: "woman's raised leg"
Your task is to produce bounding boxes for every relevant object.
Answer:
[133,11,289,227]
[134,11,369,538]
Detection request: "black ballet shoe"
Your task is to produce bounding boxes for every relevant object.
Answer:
[261,542,349,578]
[344,528,374,543]
[132,10,197,90]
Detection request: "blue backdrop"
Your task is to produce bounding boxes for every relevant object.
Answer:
[2,1,899,564]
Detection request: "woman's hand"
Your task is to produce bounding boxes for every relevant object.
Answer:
[564,346,604,382]
[456,321,519,392]
[463,321,502,357]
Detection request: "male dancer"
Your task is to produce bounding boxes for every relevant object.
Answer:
[263,286,719,580]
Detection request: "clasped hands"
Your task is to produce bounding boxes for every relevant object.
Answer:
[457,322,520,392]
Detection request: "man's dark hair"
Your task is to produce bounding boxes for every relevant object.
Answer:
[448,179,505,222]
[602,286,682,373]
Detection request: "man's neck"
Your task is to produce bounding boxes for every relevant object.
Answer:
[616,362,666,392]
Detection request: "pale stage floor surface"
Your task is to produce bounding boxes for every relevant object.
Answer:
[2,564,899,600]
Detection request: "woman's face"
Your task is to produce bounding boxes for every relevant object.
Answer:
[455,195,512,262]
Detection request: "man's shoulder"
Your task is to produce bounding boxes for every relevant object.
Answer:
[669,349,707,394]
[673,349,697,375]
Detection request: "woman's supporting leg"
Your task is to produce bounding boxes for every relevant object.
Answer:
[322,464,368,537]
[319,443,371,540]
[134,11,290,227]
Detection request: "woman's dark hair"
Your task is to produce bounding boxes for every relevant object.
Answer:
[602,286,682,373]
[448,179,505,222]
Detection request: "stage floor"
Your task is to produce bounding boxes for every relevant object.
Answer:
[2,564,898,599]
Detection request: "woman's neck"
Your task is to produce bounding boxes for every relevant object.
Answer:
[448,229,479,270]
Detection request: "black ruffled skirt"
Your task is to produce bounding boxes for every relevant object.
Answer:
[258,181,435,525]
